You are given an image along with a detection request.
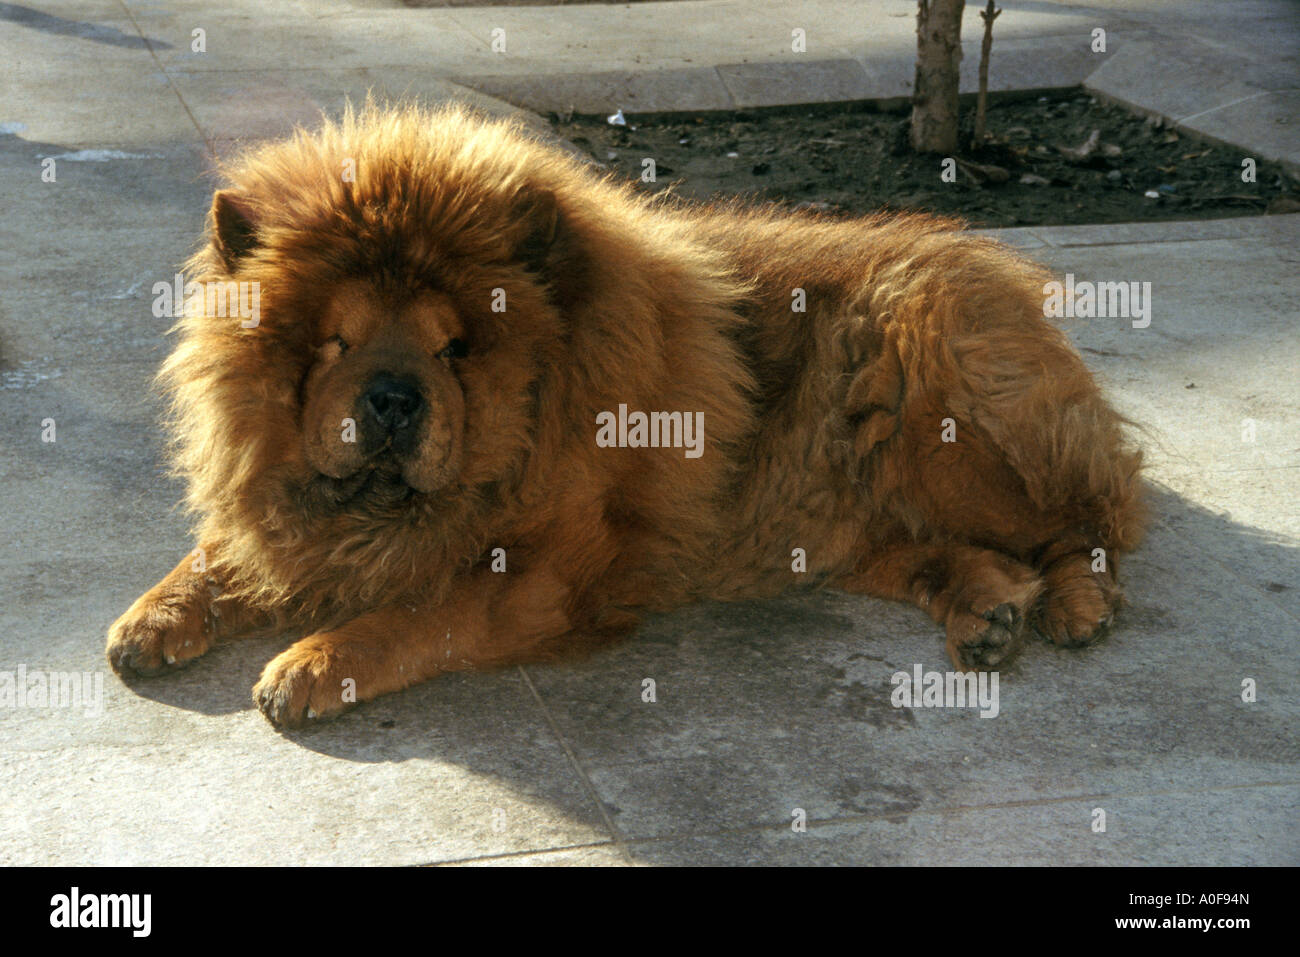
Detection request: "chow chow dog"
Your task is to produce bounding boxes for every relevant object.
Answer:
[106,104,1144,727]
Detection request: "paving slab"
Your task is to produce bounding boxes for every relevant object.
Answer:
[0,0,1296,867]
[1082,24,1300,170]
[717,59,876,110]
[3,204,1296,864]
[564,785,1300,866]
[466,67,735,116]
[2,560,619,865]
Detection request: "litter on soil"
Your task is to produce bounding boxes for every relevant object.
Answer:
[550,92,1300,227]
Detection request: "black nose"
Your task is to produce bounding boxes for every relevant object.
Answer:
[362,374,424,436]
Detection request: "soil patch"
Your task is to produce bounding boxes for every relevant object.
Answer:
[550,93,1300,227]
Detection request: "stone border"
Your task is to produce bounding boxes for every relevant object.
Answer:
[455,33,1298,175]
[458,35,1112,116]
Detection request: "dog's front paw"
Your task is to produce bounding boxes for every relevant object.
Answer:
[107,590,211,677]
[253,640,353,728]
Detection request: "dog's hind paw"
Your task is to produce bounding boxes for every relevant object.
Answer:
[947,601,1028,671]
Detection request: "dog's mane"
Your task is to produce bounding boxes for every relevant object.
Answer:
[159,102,753,623]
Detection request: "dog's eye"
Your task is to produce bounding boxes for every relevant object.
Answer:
[438,338,467,360]
[324,334,349,354]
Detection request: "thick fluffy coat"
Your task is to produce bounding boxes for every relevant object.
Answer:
[107,104,1144,727]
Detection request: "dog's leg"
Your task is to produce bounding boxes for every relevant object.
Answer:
[864,307,1144,657]
[107,546,266,676]
[909,389,1140,651]
[253,566,572,727]
[836,544,1044,671]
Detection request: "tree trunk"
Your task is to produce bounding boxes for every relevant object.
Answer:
[910,0,966,154]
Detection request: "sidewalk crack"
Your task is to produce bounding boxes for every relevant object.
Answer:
[518,665,633,862]
[113,0,213,157]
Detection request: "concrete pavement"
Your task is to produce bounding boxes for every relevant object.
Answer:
[0,0,1296,865]
[8,0,1296,165]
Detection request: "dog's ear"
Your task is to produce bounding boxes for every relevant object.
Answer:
[509,186,560,272]
[211,190,259,271]
[507,185,589,308]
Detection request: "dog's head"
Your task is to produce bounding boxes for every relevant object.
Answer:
[162,106,588,610]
